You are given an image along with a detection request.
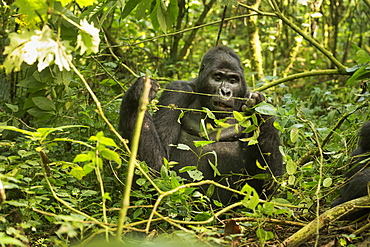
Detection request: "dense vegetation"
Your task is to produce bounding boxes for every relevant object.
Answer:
[0,0,370,246]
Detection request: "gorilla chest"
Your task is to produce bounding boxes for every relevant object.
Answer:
[170,130,246,176]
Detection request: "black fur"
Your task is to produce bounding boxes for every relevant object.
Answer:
[119,46,283,203]
[331,121,370,219]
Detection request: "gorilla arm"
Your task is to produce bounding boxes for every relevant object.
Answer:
[118,77,166,171]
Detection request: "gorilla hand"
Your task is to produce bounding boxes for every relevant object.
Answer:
[241,91,265,112]
[129,77,160,103]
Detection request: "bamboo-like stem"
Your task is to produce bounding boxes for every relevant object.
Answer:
[116,76,152,241]
[94,150,108,240]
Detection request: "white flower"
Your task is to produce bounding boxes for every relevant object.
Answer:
[3,27,73,73]
[76,19,100,55]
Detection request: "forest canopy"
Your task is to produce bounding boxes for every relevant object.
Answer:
[0,0,370,246]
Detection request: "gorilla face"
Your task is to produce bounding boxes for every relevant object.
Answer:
[195,47,247,117]
[208,69,244,111]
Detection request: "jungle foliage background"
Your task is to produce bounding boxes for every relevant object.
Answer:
[0,0,370,246]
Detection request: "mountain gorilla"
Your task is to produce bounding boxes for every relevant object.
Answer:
[119,46,283,204]
[331,121,370,219]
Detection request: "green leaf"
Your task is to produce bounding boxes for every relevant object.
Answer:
[288,175,296,185]
[239,119,252,128]
[149,2,160,30]
[5,103,19,112]
[90,132,118,147]
[290,127,299,143]
[81,190,98,197]
[286,158,296,175]
[346,65,370,85]
[323,177,332,187]
[0,232,26,247]
[27,107,54,118]
[355,49,370,64]
[261,202,275,216]
[241,183,259,210]
[73,153,91,162]
[255,102,277,115]
[179,166,196,173]
[136,178,146,186]
[32,97,56,111]
[122,0,143,19]
[160,165,169,180]
[273,120,283,132]
[69,165,85,180]
[76,0,98,8]
[256,160,267,170]
[187,169,204,181]
[208,159,221,176]
[133,207,143,219]
[83,162,95,175]
[233,111,244,122]
[193,140,214,148]
[256,227,274,242]
[176,143,191,151]
[206,184,215,198]
[100,149,122,165]
[203,107,216,119]
[157,0,167,32]
[200,119,210,140]
[136,0,152,19]
[170,175,181,188]
[14,0,48,22]
[168,0,179,26]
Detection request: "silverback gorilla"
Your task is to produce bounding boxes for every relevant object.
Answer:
[119,46,283,203]
[331,121,370,219]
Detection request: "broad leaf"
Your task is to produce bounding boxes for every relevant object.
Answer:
[32,97,56,111]
[255,102,277,115]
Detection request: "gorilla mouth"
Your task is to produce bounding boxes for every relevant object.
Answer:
[213,100,233,111]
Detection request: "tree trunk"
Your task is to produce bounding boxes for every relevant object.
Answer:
[245,0,264,81]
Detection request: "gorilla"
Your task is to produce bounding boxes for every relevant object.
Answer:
[119,46,283,203]
[331,121,370,219]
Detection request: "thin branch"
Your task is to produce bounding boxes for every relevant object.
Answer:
[230,216,306,227]
[59,41,131,154]
[253,69,348,91]
[133,13,265,46]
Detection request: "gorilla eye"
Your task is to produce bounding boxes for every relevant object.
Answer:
[213,74,222,81]
[229,76,239,84]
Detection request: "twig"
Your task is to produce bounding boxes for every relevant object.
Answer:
[253,69,347,91]
[229,216,306,227]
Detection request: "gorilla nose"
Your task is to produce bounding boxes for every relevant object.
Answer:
[219,87,232,97]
